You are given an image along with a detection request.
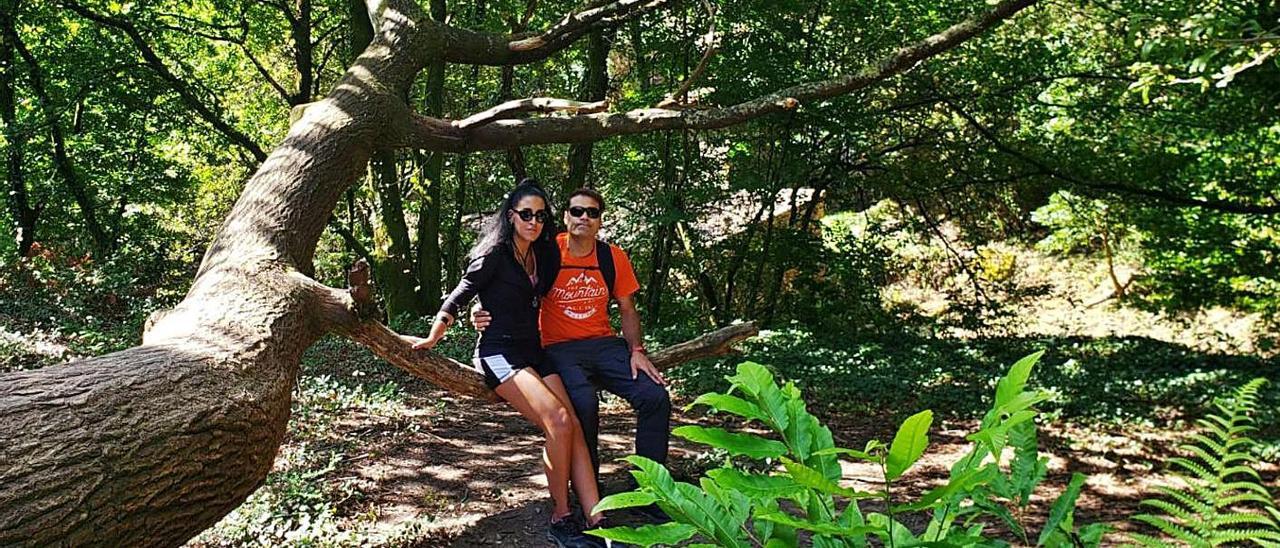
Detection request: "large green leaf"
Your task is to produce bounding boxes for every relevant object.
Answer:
[673,425,788,459]
[592,491,658,513]
[995,351,1044,409]
[894,463,998,512]
[754,509,883,538]
[690,393,770,424]
[585,523,698,547]
[887,410,933,481]
[706,468,805,500]
[780,457,872,498]
[725,361,775,399]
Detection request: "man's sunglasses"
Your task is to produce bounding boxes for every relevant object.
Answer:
[568,206,602,219]
[512,208,550,224]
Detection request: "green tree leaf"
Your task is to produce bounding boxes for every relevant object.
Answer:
[887,410,933,481]
[673,425,788,459]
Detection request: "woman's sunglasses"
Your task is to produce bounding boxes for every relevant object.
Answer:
[568,206,602,219]
[512,208,550,224]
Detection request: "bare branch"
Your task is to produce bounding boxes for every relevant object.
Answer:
[439,0,674,66]
[453,97,609,129]
[657,0,718,108]
[240,44,294,104]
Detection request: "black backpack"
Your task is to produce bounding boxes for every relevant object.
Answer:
[546,239,616,298]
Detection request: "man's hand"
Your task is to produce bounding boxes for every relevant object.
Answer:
[470,303,492,331]
[631,351,666,386]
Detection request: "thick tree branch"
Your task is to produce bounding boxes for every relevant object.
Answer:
[61,0,268,162]
[326,264,759,401]
[402,0,1038,151]
[438,0,673,66]
[454,97,610,128]
[947,101,1280,215]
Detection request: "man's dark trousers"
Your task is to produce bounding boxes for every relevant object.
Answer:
[546,336,671,473]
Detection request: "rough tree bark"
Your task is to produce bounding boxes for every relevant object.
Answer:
[0,0,1037,543]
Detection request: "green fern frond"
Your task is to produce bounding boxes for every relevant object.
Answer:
[1191,433,1227,456]
[1154,486,1214,515]
[1133,514,1212,546]
[1216,492,1278,509]
[1140,498,1201,525]
[1198,414,1232,434]
[1209,512,1279,529]
[1126,531,1175,547]
[1128,378,1279,547]
[1207,528,1280,545]
[1221,465,1264,481]
[1169,457,1218,484]
[1184,445,1226,472]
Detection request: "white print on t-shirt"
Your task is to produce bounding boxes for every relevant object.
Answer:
[549,269,608,320]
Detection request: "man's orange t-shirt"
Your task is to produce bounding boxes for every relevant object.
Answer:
[540,232,640,347]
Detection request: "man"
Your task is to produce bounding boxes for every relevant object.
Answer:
[474,188,672,501]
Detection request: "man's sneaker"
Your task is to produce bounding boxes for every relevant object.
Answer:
[547,516,594,548]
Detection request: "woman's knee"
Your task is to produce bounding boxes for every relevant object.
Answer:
[545,405,577,437]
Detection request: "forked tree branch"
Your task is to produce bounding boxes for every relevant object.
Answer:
[400,0,1039,152]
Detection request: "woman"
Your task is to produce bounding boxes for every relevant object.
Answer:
[403,179,605,548]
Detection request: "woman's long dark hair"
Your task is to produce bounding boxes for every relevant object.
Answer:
[467,178,557,261]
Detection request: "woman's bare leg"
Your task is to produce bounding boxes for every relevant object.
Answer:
[542,373,603,525]
[494,368,579,520]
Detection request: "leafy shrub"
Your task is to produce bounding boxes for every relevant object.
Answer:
[589,353,1106,547]
[1128,378,1280,546]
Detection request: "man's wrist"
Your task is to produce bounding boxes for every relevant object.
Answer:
[631,345,647,355]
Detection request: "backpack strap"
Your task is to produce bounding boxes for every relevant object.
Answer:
[596,239,616,298]
[539,239,561,296]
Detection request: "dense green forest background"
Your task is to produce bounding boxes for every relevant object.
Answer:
[1,0,1278,544]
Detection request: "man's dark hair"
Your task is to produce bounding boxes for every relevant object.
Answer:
[566,187,606,212]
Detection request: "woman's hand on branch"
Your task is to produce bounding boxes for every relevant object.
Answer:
[408,315,452,350]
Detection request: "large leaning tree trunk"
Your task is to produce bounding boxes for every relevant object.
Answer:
[0,0,1037,543]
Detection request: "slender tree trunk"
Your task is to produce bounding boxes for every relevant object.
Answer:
[415,0,446,311]
[0,14,37,257]
[721,194,768,325]
[8,28,113,256]
[291,0,314,105]
[564,29,613,194]
[372,153,423,319]
[445,0,484,286]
